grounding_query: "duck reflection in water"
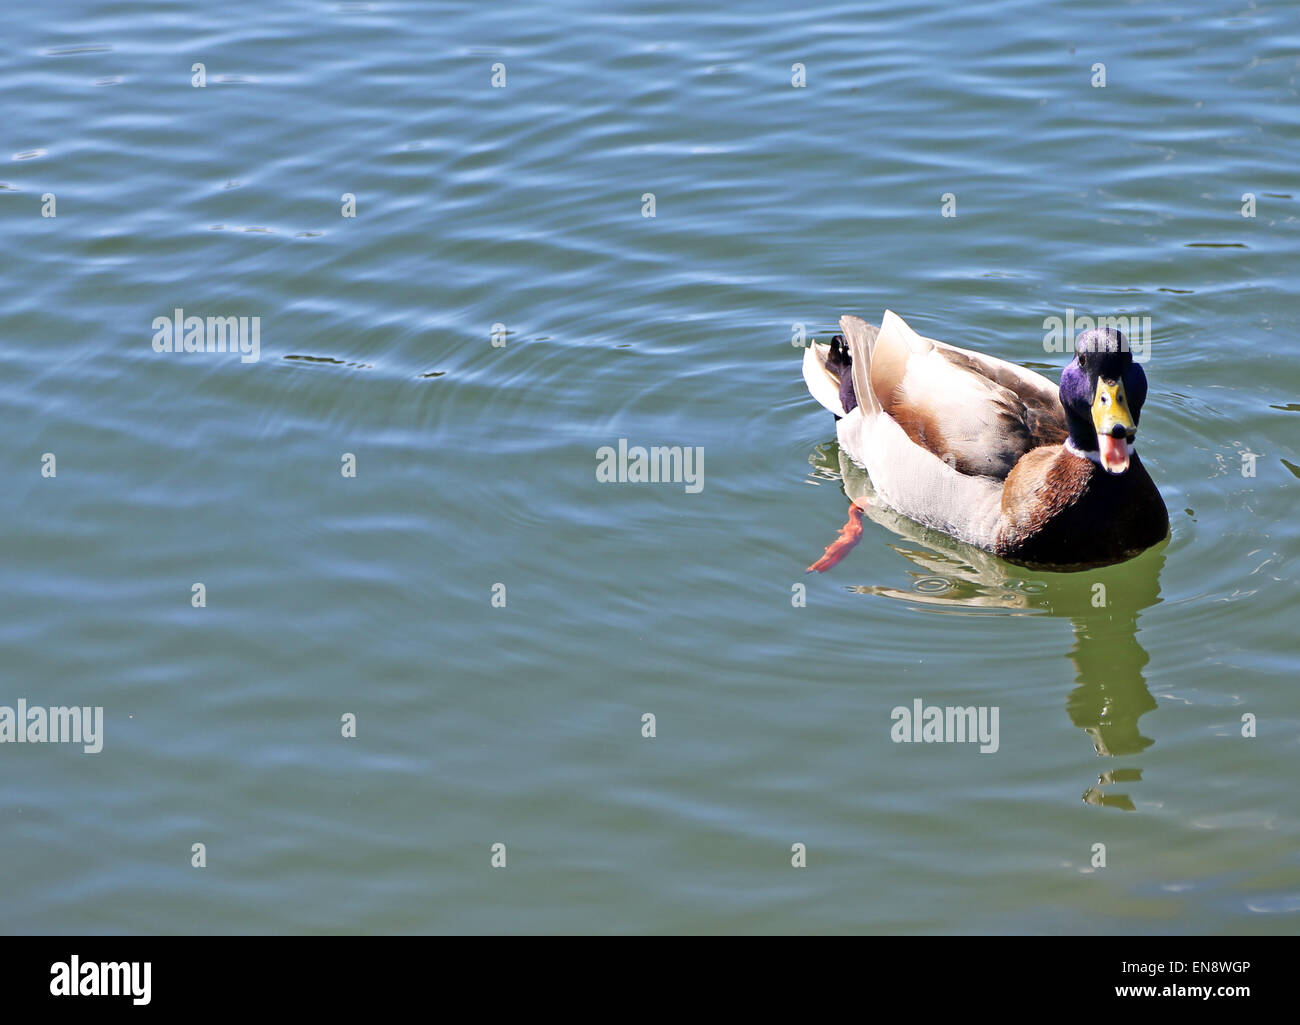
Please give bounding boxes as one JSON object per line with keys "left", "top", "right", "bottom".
{"left": 809, "top": 444, "right": 1165, "bottom": 811}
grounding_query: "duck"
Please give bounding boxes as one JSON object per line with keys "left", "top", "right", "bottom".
{"left": 802, "top": 310, "right": 1168, "bottom": 571}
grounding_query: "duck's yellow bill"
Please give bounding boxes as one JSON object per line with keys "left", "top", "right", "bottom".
{"left": 1092, "top": 379, "right": 1135, "bottom": 474}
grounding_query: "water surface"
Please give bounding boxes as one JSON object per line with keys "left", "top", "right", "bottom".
{"left": 1, "top": 0, "right": 1297, "bottom": 933}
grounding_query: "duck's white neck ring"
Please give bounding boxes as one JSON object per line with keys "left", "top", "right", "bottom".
{"left": 1065, "top": 436, "right": 1136, "bottom": 467}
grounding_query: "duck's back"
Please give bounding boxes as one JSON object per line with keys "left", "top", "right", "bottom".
{"left": 862, "top": 312, "right": 1067, "bottom": 481}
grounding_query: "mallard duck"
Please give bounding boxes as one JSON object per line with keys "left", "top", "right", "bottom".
{"left": 803, "top": 311, "right": 1168, "bottom": 571}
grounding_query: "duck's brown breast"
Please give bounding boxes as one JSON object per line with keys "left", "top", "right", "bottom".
{"left": 995, "top": 448, "right": 1168, "bottom": 569}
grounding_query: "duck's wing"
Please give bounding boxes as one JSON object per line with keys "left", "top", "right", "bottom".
{"left": 835, "top": 313, "right": 1002, "bottom": 550}
{"left": 849, "top": 310, "right": 1066, "bottom": 481}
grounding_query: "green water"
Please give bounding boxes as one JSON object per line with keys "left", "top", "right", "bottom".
{"left": 1, "top": 0, "right": 1297, "bottom": 933}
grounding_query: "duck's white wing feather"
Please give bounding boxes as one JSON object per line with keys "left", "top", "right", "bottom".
{"left": 841, "top": 394, "right": 1005, "bottom": 549}
{"left": 836, "top": 311, "right": 1039, "bottom": 549}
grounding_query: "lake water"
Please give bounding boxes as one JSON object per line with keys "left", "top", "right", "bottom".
{"left": 2, "top": 0, "right": 1297, "bottom": 934}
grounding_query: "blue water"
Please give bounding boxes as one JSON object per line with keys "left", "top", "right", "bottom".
{"left": 1, "top": 0, "right": 1297, "bottom": 933}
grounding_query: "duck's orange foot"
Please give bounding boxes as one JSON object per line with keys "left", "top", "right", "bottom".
{"left": 806, "top": 502, "right": 865, "bottom": 573}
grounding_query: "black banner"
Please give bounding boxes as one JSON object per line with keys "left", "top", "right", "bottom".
{"left": 0, "top": 936, "right": 1292, "bottom": 1011}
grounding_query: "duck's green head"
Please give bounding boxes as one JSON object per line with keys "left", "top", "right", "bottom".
{"left": 1059, "top": 327, "right": 1149, "bottom": 474}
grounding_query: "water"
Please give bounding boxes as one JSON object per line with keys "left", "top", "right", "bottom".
{"left": 1, "top": 0, "right": 1297, "bottom": 934}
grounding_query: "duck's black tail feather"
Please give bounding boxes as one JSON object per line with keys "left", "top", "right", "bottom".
{"left": 824, "top": 334, "right": 858, "bottom": 417}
